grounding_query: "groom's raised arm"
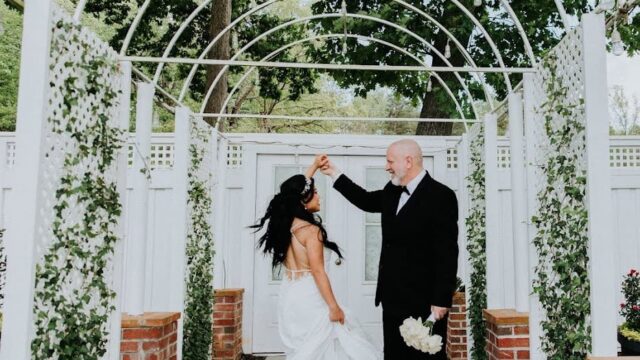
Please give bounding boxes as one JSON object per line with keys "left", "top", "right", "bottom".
{"left": 333, "top": 174, "right": 384, "bottom": 213}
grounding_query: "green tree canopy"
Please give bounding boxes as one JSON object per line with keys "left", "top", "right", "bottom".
{"left": 308, "top": 0, "right": 639, "bottom": 134}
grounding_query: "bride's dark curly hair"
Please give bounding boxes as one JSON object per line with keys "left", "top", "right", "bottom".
{"left": 251, "top": 174, "right": 343, "bottom": 268}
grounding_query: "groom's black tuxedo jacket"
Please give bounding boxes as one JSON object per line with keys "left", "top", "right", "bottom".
{"left": 334, "top": 171, "right": 459, "bottom": 309}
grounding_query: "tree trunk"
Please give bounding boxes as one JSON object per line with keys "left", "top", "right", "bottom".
{"left": 415, "top": 34, "right": 462, "bottom": 136}
{"left": 205, "top": 0, "right": 231, "bottom": 129}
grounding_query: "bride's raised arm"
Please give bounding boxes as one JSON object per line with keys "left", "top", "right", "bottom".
{"left": 305, "top": 154, "right": 328, "bottom": 179}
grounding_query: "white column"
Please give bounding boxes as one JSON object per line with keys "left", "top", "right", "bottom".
{"left": 508, "top": 92, "right": 529, "bottom": 313}
{"left": 582, "top": 13, "right": 617, "bottom": 356}
{"left": 457, "top": 134, "right": 472, "bottom": 354}
{"left": 483, "top": 113, "right": 502, "bottom": 309}
{"left": 213, "top": 134, "right": 228, "bottom": 289}
{"left": 171, "top": 106, "right": 192, "bottom": 360}
{"left": 523, "top": 73, "right": 543, "bottom": 360}
{"left": 0, "top": 2, "right": 54, "bottom": 359}
{"left": 124, "top": 82, "right": 154, "bottom": 315}
{"left": 107, "top": 61, "right": 132, "bottom": 360}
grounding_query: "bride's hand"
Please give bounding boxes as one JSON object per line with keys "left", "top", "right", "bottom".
{"left": 329, "top": 305, "right": 345, "bottom": 325}
{"left": 314, "top": 154, "right": 329, "bottom": 169}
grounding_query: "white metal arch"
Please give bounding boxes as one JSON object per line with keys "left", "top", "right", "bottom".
{"left": 176, "top": 3, "right": 501, "bottom": 104}
{"left": 172, "top": 0, "right": 533, "bottom": 102}
{"left": 217, "top": 33, "right": 479, "bottom": 132}
{"left": 198, "top": 13, "right": 490, "bottom": 114}
{"left": 449, "top": 0, "right": 512, "bottom": 91}
{"left": 70, "top": 0, "right": 571, "bottom": 89}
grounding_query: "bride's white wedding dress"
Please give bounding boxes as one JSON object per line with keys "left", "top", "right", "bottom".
{"left": 277, "top": 225, "right": 382, "bottom": 360}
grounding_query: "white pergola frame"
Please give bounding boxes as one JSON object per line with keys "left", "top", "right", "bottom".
{"left": 71, "top": 0, "right": 554, "bottom": 126}
{"left": 0, "top": 1, "right": 621, "bottom": 360}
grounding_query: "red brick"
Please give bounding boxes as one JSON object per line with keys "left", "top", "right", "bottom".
{"left": 496, "top": 337, "right": 529, "bottom": 348}
{"left": 123, "top": 328, "right": 163, "bottom": 340}
{"left": 120, "top": 341, "right": 139, "bottom": 353}
{"left": 496, "top": 326, "right": 513, "bottom": 335}
{"left": 496, "top": 349, "right": 515, "bottom": 359}
{"left": 516, "top": 350, "right": 530, "bottom": 359}
{"left": 142, "top": 340, "right": 160, "bottom": 351}
{"left": 514, "top": 326, "right": 529, "bottom": 335}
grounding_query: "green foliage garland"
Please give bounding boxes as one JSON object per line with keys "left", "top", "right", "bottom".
{"left": 31, "top": 19, "right": 123, "bottom": 360}
{"left": 531, "top": 54, "right": 591, "bottom": 359}
{"left": 465, "top": 128, "right": 487, "bottom": 360}
{"left": 182, "top": 122, "right": 215, "bottom": 360}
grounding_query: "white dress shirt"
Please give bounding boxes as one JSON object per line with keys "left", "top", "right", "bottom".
{"left": 330, "top": 169, "right": 427, "bottom": 214}
{"left": 396, "top": 170, "right": 426, "bottom": 214}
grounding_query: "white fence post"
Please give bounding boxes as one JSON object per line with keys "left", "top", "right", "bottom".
{"left": 171, "top": 106, "right": 192, "bottom": 360}
{"left": 457, "top": 134, "right": 472, "bottom": 354}
{"left": 107, "top": 61, "right": 132, "bottom": 360}
{"left": 0, "top": 2, "right": 54, "bottom": 359}
{"left": 509, "top": 92, "right": 529, "bottom": 313}
{"left": 124, "top": 82, "right": 155, "bottom": 315}
{"left": 484, "top": 113, "right": 502, "bottom": 309}
{"left": 582, "top": 13, "right": 617, "bottom": 356}
{"left": 214, "top": 134, "right": 228, "bottom": 289}
{"left": 523, "top": 73, "right": 543, "bottom": 360}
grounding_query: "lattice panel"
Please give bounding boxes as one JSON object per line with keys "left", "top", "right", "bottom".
{"left": 6, "top": 142, "right": 15, "bottom": 168}
{"left": 227, "top": 143, "right": 243, "bottom": 168}
{"left": 527, "top": 25, "right": 586, "bottom": 198}
{"left": 447, "top": 148, "right": 458, "bottom": 169}
{"left": 30, "top": 5, "right": 124, "bottom": 358}
{"left": 498, "top": 147, "right": 511, "bottom": 169}
{"left": 150, "top": 143, "right": 174, "bottom": 169}
{"left": 610, "top": 146, "right": 640, "bottom": 168}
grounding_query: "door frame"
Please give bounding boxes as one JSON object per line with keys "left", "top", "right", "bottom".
{"left": 236, "top": 136, "right": 450, "bottom": 354}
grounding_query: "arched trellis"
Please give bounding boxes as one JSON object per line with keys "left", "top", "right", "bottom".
{"left": 196, "top": 13, "right": 492, "bottom": 114}
{"left": 217, "top": 33, "right": 479, "bottom": 131}
{"left": 70, "top": 0, "right": 559, "bottom": 112}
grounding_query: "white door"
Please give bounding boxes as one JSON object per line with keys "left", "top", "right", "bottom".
{"left": 251, "top": 153, "right": 436, "bottom": 353}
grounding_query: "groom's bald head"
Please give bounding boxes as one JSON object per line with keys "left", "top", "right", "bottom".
{"left": 386, "top": 139, "right": 424, "bottom": 186}
{"left": 389, "top": 139, "right": 424, "bottom": 167}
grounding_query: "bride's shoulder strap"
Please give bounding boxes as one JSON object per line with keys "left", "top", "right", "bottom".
{"left": 291, "top": 220, "right": 314, "bottom": 233}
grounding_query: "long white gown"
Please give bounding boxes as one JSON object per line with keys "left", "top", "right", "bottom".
{"left": 277, "top": 250, "right": 382, "bottom": 360}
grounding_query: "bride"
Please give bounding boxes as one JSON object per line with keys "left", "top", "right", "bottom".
{"left": 252, "top": 155, "right": 382, "bottom": 360}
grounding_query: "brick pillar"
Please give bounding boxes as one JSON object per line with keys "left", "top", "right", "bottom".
{"left": 483, "top": 309, "right": 529, "bottom": 360}
{"left": 120, "top": 312, "right": 180, "bottom": 360}
{"left": 447, "top": 292, "right": 468, "bottom": 359}
{"left": 212, "top": 288, "right": 244, "bottom": 360}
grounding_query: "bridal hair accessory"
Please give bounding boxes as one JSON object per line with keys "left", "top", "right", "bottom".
{"left": 301, "top": 177, "right": 312, "bottom": 196}
{"left": 399, "top": 313, "right": 442, "bottom": 354}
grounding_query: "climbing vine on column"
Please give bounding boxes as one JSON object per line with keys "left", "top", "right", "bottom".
{"left": 31, "top": 18, "right": 124, "bottom": 360}
{"left": 531, "top": 54, "right": 591, "bottom": 359}
{"left": 182, "top": 120, "right": 215, "bottom": 360}
{"left": 465, "top": 128, "right": 487, "bottom": 360}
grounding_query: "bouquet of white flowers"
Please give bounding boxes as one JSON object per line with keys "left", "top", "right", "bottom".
{"left": 399, "top": 313, "right": 442, "bottom": 354}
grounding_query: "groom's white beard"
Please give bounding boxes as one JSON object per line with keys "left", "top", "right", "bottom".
{"left": 390, "top": 170, "right": 406, "bottom": 186}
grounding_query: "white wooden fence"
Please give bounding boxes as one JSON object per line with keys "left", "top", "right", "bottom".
{"left": 2, "top": 131, "right": 640, "bottom": 350}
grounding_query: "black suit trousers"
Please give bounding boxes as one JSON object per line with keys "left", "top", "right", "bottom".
{"left": 382, "top": 305, "right": 448, "bottom": 360}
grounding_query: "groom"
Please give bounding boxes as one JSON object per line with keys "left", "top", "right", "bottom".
{"left": 320, "top": 139, "right": 459, "bottom": 359}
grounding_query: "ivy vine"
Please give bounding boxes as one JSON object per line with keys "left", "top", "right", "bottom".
{"left": 531, "top": 54, "right": 591, "bottom": 359}
{"left": 31, "top": 19, "right": 123, "bottom": 359}
{"left": 465, "top": 128, "right": 487, "bottom": 360}
{"left": 182, "top": 121, "right": 215, "bottom": 360}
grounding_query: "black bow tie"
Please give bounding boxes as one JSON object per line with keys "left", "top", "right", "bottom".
{"left": 400, "top": 186, "right": 411, "bottom": 195}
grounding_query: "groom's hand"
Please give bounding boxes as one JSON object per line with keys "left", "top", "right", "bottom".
{"left": 431, "top": 305, "right": 449, "bottom": 321}
{"left": 319, "top": 157, "right": 337, "bottom": 177}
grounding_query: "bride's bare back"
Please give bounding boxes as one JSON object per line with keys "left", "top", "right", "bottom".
{"left": 284, "top": 219, "right": 317, "bottom": 278}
